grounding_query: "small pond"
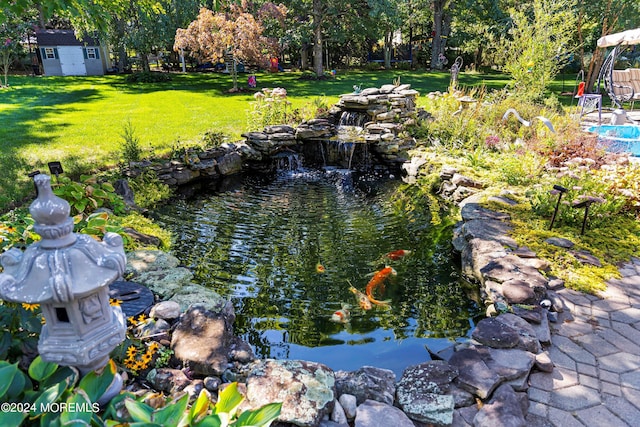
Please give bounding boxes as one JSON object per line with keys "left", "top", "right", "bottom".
{"left": 153, "top": 168, "right": 481, "bottom": 375}
{"left": 588, "top": 125, "right": 640, "bottom": 156}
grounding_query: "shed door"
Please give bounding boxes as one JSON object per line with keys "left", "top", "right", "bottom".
{"left": 58, "top": 46, "right": 86, "bottom": 76}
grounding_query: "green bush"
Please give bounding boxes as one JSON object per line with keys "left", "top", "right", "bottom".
{"left": 0, "top": 355, "right": 117, "bottom": 426}
{"left": 111, "top": 382, "right": 282, "bottom": 427}
{"left": 247, "top": 87, "right": 292, "bottom": 131}
{"left": 124, "top": 71, "right": 172, "bottom": 84}
{"left": 120, "top": 119, "right": 144, "bottom": 164}
{"left": 53, "top": 175, "right": 126, "bottom": 217}
{"left": 129, "top": 171, "right": 173, "bottom": 210}
{"left": 0, "top": 208, "right": 37, "bottom": 253}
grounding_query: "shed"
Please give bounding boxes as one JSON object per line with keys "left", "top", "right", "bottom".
{"left": 36, "top": 29, "right": 107, "bottom": 76}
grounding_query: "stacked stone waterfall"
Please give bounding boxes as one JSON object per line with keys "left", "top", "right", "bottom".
{"left": 241, "top": 83, "right": 421, "bottom": 169}
{"left": 332, "top": 83, "right": 420, "bottom": 163}
{"left": 124, "top": 83, "right": 424, "bottom": 188}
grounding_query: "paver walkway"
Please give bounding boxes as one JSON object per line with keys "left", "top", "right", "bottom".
{"left": 527, "top": 257, "right": 640, "bottom": 426}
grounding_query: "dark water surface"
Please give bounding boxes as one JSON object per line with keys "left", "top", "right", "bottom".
{"left": 154, "top": 169, "right": 481, "bottom": 375}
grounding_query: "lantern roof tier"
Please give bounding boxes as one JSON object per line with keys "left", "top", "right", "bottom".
{"left": 0, "top": 174, "right": 126, "bottom": 304}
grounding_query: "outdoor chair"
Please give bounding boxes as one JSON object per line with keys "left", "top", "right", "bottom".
{"left": 628, "top": 68, "right": 640, "bottom": 110}
{"left": 611, "top": 69, "right": 635, "bottom": 107}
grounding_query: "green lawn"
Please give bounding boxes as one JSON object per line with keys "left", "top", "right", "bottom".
{"left": 0, "top": 69, "right": 513, "bottom": 211}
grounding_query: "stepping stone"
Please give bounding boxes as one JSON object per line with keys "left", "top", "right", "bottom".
{"left": 544, "top": 237, "right": 575, "bottom": 249}
{"left": 570, "top": 250, "right": 602, "bottom": 267}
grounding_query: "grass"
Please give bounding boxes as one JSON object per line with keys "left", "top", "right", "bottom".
{"left": 0, "top": 69, "right": 513, "bottom": 211}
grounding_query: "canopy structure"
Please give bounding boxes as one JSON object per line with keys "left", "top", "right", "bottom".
{"left": 597, "top": 28, "right": 640, "bottom": 108}
{"left": 597, "top": 28, "right": 640, "bottom": 48}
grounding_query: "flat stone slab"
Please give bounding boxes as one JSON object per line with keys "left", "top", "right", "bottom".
{"left": 461, "top": 203, "right": 510, "bottom": 222}
{"left": 545, "top": 237, "right": 575, "bottom": 249}
{"left": 354, "top": 400, "right": 414, "bottom": 427}
{"left": 460, "top": 219, "right": 517, "bottom": 248}
{"left": 449, "top": 348, "right": 502, "bottom": 399}
{"left": 570, "top": 250, "right": 602, "bottom": 267}
{"left": 550, "top": 385, "right": 601, "bottom": 411}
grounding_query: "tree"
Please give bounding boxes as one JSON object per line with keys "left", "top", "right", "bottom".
{"left": 501, "top": 0, "right": 577, "bottom": 101}
{"left": 174, "top": 6, "right": 279, "bottom": 91}
{"left": 580, "top": 0, "right": 640, "bottom": 91}
{"left": 430, "top": 0, "right": 456, "bottom": 70}
{"left": 0, "top": 0, "right": 117, "bottom": 34}
{"left": 367, "top": 0, "right": 405, "bottom": 69}
{"left": 452, "top": 0, "right": 509, "bottom": 70}
{"left": 0, "top": 11, "right": 30, "bottom": 87}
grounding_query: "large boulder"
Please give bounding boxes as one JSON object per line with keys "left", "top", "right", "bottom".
{"left": 396, "top": 361, "right": 457, "bottom": 425}
{"left": 354, "top": 400, "right": 415, "bottom": 427}
{"left": 171, "top": 304, "right": 237, "bottom": 376}
{"left": 473, "top": 384, "right": 527, "bottom": 427}
{"left": 449, "top": 348, "right": 502, "bottom": 399}
{"left": 244, "top": 359, "right": 335, "bottom": 427}
{"left": 334, "top": 366, "right": 396, "bottom": 405}
{"left": 216, "top": 152, "right": 243, "bottom": 176}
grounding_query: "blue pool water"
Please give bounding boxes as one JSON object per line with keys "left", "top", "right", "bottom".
{"left": 588, "top": 125, "right": 640, "bottom": 156}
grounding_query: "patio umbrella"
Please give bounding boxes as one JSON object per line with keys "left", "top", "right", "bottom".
{"left": 597, "top": 28, "right": 640, "bottom": 48}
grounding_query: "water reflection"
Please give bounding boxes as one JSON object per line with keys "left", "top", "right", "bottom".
{"left": 154, "top": 169, "right": 481, "bottom": 375}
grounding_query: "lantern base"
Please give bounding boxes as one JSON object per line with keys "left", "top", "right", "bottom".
{"left": 38, "top": 307, "right": 126, "bottom": 372}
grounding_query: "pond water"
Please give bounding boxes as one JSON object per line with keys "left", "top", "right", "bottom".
{"left": 153, "top": 168, "right": 481, "bottom": 375}
{"left": 588, "top": 125, "right": 640, "bottom": 156}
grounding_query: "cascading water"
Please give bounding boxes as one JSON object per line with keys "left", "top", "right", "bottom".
{"left": 339, "top": 110, "right": 370, "bottom": 127}
{"left": 273, "top": 152, "right": 303, "bottom": 171}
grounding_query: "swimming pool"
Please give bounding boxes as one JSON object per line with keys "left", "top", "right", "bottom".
{"left": 587, "top": 125, "right": 640, "bottom": 156}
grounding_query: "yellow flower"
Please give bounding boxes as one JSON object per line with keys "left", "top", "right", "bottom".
{"left": 109, "top": 298, "right": 122, "bottom": 307}
{"left": 127, "top": 316, "right": 137, "bottom": 326}
{"left": 21, "top": 303, "right": 40, "bottom": 312}
{"left": 126, "top": 345, "right": 138, "bottom": 358}
{"left": 141, "top": 352, "right": 153, "bottom": 365}
{"left": 137, "top": 314, "right": 147, "bottom": 324}
{"left": 148, "top": 342, "right": 160, "bottom": 353}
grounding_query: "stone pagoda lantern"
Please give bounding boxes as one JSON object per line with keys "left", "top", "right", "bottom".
{"left": 0, "top": 174, "right": 126, "bottom": 375}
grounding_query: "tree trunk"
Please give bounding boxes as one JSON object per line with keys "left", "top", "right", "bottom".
{"left": 140, "top": 54, "right": 151, "bottom": 73}
{"left": 585, "top": 0, "right": 620, "bottom": 91}
{"left": 430, "top": 0, "right": 453, "bottom": 70}
{"left": 300, "top": 43, "right": 309, "bottom": 70}
{"left": 384, "top": 30, "right": 392, "bottom": 69}
{"left": 312, "top": 0, "right": 324, "bottom": 76}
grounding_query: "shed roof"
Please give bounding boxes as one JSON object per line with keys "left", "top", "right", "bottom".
{"left": 36, "top": 29, "right": 100, "bottom": 46}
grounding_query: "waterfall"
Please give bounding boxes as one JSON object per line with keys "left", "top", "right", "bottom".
{"left": 339, "top": 111, "right": 370, "bottom": 127}
{"left": 274, "top": 153, "right": 303, "bottom": 171}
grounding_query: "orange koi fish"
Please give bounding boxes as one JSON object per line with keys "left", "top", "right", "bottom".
{"left": 365, "top": 266, "right": 396, "bottom": 306}
{"left": 385, "top": 250, "right": 411, "bottom": 261}
{"left": 349, "top": 285, "right": 372, "bottom": 310}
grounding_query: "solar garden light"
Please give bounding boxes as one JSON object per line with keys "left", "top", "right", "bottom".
{"left": 572, "top": 196, "right": 603, "bottom": 235}
{"left": 549, "top": 184, "right": 568, "bottom": 230}
{"left": 0, "top": 174, "right": 126, "bottom": 398}
{"left": 48, "top": 161, "right": 63, "bottom": 184}
{"left": 28, "top": 170, "right": 41, "bottom": 195}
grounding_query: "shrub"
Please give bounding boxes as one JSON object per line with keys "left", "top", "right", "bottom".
{"left": 501, "top": 0, "right": 577, "bottom": 102}
{"left": 0, "top": 208, "right": 37, "bottom": 253}
{"left": 120, "top": 119, "right": 144, "bottom": 164}
{"left": 53, "top": 175, "right": 126, "bottom": 217}
{"left": 124, "top": 71, "right": 172, "bottom": 83}
{"left": 247, "top": 87, "right": 291, "bottom": 131}
{"left": 128, "top": 170, "right": 173, "bottom": 210}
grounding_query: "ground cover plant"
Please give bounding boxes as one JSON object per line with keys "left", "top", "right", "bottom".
{"left": 0, "top": 70, "right": 510, "bottom": 211}
{"left": 410, "top": 86, "right": 640, "bottom": 294}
